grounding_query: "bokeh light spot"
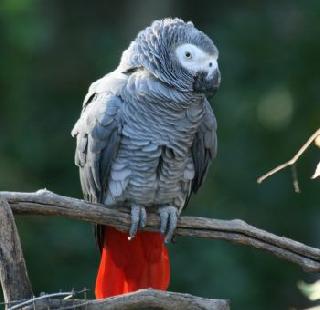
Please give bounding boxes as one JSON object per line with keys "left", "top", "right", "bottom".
{"left": 257, "top": 88, "right": 294, "bottom": 130}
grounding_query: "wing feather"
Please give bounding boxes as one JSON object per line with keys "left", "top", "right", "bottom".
{"left": 72, "top": 87, "right": 123, "bottom": 203}
{"left": 191, "top": 98, "right": 217, "bottom": 193}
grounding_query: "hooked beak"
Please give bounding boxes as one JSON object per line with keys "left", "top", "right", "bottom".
{"left": 193, "top": 68, "right": 221, "bottom": 96}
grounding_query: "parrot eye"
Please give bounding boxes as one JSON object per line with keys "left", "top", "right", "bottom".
{"left": 184, "top": 51, "right": 192, "bottom": 59}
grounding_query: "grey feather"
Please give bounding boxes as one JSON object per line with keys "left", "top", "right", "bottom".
{"left": 191, "top": 99, "right": 217, "bottom": 193}
{"left": 72, "top": 18, "right": 220, "bottom": 242}
{"left": 72, "top": 75, "right": 124, "bottom": 203}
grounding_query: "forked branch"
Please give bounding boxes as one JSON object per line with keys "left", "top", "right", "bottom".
{"left": 257, "top": 128, "right": 320, "bottom": 188}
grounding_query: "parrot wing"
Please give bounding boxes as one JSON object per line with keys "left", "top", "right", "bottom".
{"left": 191, "top": 98, "right": 218, "bottom": 194}
{"left": 71, "top": 73, "right": 125, "bottom": 203}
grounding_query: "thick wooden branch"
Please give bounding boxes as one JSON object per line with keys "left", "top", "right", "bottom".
{"left": 11, "top": 289, "right": 229, "bottom": 310}
{"left": 1, "top": 190, "right": 320, "bottom": 273}
{"left": 0, "top": 199, "right": 33, "bottom": 306}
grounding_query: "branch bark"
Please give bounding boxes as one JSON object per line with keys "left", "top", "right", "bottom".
{"left": 11, "top": 289, "right": 230, "bottom": 310}
{"left": 0, "top": 199, "right": 33, "bottom": 306}
{"left": 1, "top": 189, "right": 320, "bottom": 273}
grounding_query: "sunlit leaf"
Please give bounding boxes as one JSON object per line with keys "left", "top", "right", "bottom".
{"left": 315, "top": 135, "right": 320, "bottom": 148}
{"left": 304, "top": 307, "right": 320, "bottom": 310}
{"left": 311, "top": 161, "right": 320, "bottom": 179}
{"left": 298, "top": 280, "right": 320, "bottom": 301}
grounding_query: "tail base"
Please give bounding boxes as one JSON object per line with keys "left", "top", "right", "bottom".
{"left": 95, "top": 227, "right": 170, "bottom": 298}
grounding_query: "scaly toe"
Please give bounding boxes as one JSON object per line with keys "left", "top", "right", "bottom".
{"left": 158, "top": 206, "right": 178, "bottom": 243}
{"left": 129, "top": 205, "right": 147, "bottom": 239}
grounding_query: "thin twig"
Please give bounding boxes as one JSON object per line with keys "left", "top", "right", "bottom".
{"left": 291, "top": 164, "right": 300, "bottom": 193}
{"left": 7, "top": 289, "right": 89, "bottom": 310}
{"left": 257, "top": 128, "right": 320, "bottom": 184}
{"left": 8, "top": 292, "right": 74, "bottom": 310}
{"left": 1, "top": 190, "right": 320, "bottom": 272}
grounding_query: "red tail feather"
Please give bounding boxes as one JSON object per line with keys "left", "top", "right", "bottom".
{"left": 95, "top": 227, "right": 170, "bottom": 298}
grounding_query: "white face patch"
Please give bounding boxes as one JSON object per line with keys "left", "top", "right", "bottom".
{"left": 175, "top": 43, "right": 218, "bottom": 76}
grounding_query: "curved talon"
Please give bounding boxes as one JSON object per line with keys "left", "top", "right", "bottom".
{"left": 129, "top": 205, "right": 147, "bottom": 239}
{"left": 158, "top": 206, "right": 178, "bottom": 243}
{"left": 140, "top": 207, "right": 147, "bottom": 228}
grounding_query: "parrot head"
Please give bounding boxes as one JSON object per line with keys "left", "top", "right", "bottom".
{"left": 118, "top": 18, "right": 221, "bottom": 95}
{"left": 174, "top": 38, "right": 220, "bottom": 96}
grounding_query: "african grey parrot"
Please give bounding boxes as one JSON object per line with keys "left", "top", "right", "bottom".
{"left": 71, "top": 18, "right": 220, "bottom": 298}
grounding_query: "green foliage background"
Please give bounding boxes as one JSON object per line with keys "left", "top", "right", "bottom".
{"left": 1, "top": 1, "right": 320, "bottom": 309}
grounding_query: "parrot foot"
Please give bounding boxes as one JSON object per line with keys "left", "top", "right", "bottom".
{"left": 158, "top": 206, "right": 178, "bottom": 243}
{"left": 129, "top": 205, "right": 147, "bottom": 239}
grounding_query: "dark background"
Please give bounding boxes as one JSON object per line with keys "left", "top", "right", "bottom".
{"left": 1, "top": 1, "right": 320, "bottom": 309}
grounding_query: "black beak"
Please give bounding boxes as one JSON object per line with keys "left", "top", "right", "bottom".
{"left": 193, "top": 69, "right": 221, "bottom": 96}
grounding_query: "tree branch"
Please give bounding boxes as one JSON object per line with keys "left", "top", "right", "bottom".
{"left": 1, "top": 189, "right": 320, "bottom": 272}
{"left": 8, "top": 289, "right": 229, "bottom": 310}
{"left": 257, "top": 128, "right": 320, "bottom": 186}
{"left": 0, "top": 199, "right": 33, "bottom": 306}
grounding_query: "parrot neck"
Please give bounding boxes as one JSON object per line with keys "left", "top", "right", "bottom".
{"left": 120, "top": 69, "right": 204, "bottom": 112}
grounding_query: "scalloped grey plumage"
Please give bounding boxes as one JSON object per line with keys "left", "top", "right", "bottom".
{"left": 72, "top": 18, "right": 218, "bottom": 232}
